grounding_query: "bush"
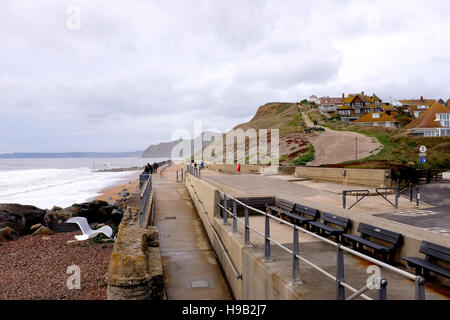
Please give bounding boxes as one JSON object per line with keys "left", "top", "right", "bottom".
{"left": 291, "top": 144, "right": 315, "bottom": 166}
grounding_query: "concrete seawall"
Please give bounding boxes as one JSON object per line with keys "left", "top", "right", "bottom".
{"left": 185, "top": 173, "right": 450, "bottom": 298}
{"left": 295, "top": 167, "right": 392, "bottom": 187}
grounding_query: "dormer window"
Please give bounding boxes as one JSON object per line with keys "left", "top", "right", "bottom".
{"left": 372, "top": 113, "right": 380, "bottom": 119}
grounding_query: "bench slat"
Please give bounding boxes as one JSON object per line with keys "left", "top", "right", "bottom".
{"left": 402, "top": 256, "right": 450, "bottom": 278}
{"left": 357, "top": 222, "right": 401, "bottom": 245}
{"left": 420, "top": 241, "right": 450, "bottom": 263}
{"left": 343, "top": 234, "right": 391, "bottom": 251}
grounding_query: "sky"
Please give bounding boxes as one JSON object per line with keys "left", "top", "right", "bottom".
{"left": 1, "top": 0, "right": 450, "bottom": 153}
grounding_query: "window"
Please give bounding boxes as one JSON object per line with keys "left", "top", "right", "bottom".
{"left": 372, "top": 113, "right": 380, "bottom": 119}
{"left": 385, "top": 122, "right": 391, "bottom": 127}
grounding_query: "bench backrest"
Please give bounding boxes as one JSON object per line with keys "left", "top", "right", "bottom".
{"left": 420, "top": 241, "right": 450, "bottom": 263}
{"left": 226, "top": 197, "right": 275, "bottom": 209}
{"left": 294, "top": 204, "right": 319, "bottom": 220}
{"left": 275, "top": 198, "right": 296, "bottom": 212}
{"left": 320, "top": 212, "right": 350, "bottom": 231}
{"left": 357, "top": 223, "right": 401, "bottom": 247}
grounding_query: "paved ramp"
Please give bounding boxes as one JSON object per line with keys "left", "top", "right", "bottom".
{"left": 152, "top": 165, "right": 232, "bottom": 300}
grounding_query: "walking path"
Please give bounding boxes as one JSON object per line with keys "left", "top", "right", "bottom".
{"left": 302, "top": 112, "right": 382, "bottom": 166}
{"left": 152, "top": 164, "right": 231, "bottom": 300}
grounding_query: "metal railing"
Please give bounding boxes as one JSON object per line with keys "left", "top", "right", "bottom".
{"left": 186, "top": 165, "right": 201, "bottom": 179}
{"left": 216, "top": 189, "right": 426, "bottom": 300}
{"left": 342, "top": 190, "right": 369, "bottom": 210}
{"left": 140, "top": 175, "right": 152, "bottom": 227}
{"left": 376, "top": 187, "right": 399, "bottom": 209}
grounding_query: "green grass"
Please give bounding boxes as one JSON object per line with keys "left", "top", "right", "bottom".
{"left": 291, "top": 144, "right": 315, "bottom": 166}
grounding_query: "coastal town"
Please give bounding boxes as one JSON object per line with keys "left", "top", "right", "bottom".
{"left": 308, "top": 93, "right": 450, "bottom": 136}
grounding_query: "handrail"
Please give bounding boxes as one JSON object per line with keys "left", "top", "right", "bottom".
{"left": 214, "top": 188, "right": 426, "bottom": 300}
{"left": 139, "top": 175, "right": 152, "bottom": 227}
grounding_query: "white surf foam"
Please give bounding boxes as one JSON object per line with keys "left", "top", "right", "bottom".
{"left": 0, "top": 167, "right": 137, "bottom": 209}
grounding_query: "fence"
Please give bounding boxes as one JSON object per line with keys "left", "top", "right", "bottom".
{"left": 186, "top": 165, "right": 201, "bottom": 179}
{"left": 216, "top": 189, "right": 426, "bottom": 300}
{"left": 342, "top": 187, "right": 401, "bottom": 209}
{"left": 139, "top": 175, "right": 152, "bottom": 227}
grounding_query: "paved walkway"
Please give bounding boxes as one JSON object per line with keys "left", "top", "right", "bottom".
{"left": 152, "top": 164, "right": 231, "bottom": 300}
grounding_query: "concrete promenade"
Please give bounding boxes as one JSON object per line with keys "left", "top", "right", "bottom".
{"left": 152, "top": 164, "right": 231, "bottom": 300}
{"left": 201, "top": 169, "right": 450, "bottom": 237}
{"left": 184, "top": 169, "right": 449, "bottom": 300}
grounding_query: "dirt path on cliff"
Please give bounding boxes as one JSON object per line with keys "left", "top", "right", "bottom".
{"left": 302, "top": 113, "right": 382, "bottom": 166}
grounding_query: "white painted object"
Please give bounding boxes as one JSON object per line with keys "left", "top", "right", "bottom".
{"left": 443, "top": 171, "right": 450, "bottom": 180}
{"left": 65, "top": 217, "right": 113, "bottom": 241}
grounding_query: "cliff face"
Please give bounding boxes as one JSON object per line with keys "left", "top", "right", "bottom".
{"left": 141, "top": 140, "right": 183, "bottom": 158}
{"left": 141, "top": 132, "right": 218, "bottom": 159}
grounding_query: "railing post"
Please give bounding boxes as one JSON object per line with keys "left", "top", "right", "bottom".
{"left": 264, "top": 212, "right": 271, "bottom": 261}
{"left": 291, "top": 227, "right": 300, "bottom": 285}
{"left": 343, "top": 191, "right": 346, "bottom": 209}
{"left": 223, "top": 194, "right": 228, "bottom": 225}
{"left": 244, "top": 206, "right": 250, "bottom": 244}
{"left": 181, "top": 167, "right": 184, "bottom": 180}
{"left": 199, "top": 167, "right": 201, "bottom": 180}
{"left": 336, "top": 245, "right": 345, "bottom": 300}
{"left": 176, "top": 170, "right": 178, "bottom": 183}
{"left": 416, "top": 186, "right": 420, "bottom": 207}
{"left": 395, "top": 187, "right": 399, "bottom": 209}
{"left": 378, "top": 278, "right": 388, "bottom": 300}
{"left": 415, "top": 276, "right": 426, "bottom": 300}
{"left": 232, "top": 199, "right": 237, "bottom": 233}
{"left": 410, "top": 183, "right": 413, "bottom": 202}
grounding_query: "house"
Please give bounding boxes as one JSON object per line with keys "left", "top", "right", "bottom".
{"left": 398, "top": 97, "right": 436, "bottom": 118}
{"left": 318, "top": 96, "right": 343, "bottom": 114}
{"left": 337, "top": 92, "right": 383, "bottom": 122}
{"left": 406, "top": 102, "right": 450, "bottom": 137}
{"left": 307, "top": 95, "right": 320, "bottom": 104}
{"left": 379, "top": 104, "right": 399, "bottom": 117}
{"left": 352, "top": 112, "right": 400, "bottom": 128}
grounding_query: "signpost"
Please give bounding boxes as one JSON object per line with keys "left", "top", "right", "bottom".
{"left": 419, "top": 146, "right": 427, "bottom": 164}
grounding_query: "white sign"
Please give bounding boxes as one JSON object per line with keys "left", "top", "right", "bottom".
{"left": 419, "top": 146, "right": 427, "bottom": 153}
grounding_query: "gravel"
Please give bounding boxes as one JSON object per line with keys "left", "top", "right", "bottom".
{"left": 0, "top": 232, "right": 113, "bottom": 300}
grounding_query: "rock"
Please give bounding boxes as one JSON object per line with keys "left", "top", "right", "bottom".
{"left": 32, "top": 226, "right": 53, "bottom": 236}
{"left": 0, "top": 204, "right": 46, "bottom": 229}
{"left": 107, "top": 197, "right": 113, "bottom": 201}
{"left": 0, "top": 227, "right": 18, "bottom": 242}
{"left": 41, "top": 236, "right": 51, "bottom": 240}
{"left": 51, "top": 206, "right": 63, "bottom": 211}
{"left": 0, "top": 222, "right": 26, "bottom": 236}
{"left": 67, "top": 239, "right": 87, "bottom": 246}
{"left": 30, "top": 223, "right": 42, "bottom": 232}
{"left": 122, "top": 188, "right": 128, "bottom": 192}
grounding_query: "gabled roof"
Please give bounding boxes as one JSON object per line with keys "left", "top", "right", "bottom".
{"left": 406, "top": 102, "right": 450, "bottom": 129}
{"left": 380, "top": 105, "right": 399, "bottom": 112}
{"left": 399, "top": 99, "right": 436, "bottom": 106}
{"left": 352, "top": 112, "right": 397, "bottom": 123}
{"left": 343, "top": 93, "right": 382, "bottom": 104}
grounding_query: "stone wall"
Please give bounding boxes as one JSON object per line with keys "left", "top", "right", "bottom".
{"left": 106, "top": 189, "right": 165, "bottom": 300}
{"left": 295, "top": 167, "right": 391, "bottom": 187}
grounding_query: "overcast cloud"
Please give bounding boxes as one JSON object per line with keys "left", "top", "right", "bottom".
{"left": 1, "top": 0, "right": 450, "bottom": 152}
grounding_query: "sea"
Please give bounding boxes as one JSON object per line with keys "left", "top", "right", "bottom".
{"left": 0, "top": 157, "right": 165, "bottom": 209}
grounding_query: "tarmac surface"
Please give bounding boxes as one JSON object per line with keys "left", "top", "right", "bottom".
{"left": 152, "top": 165, "right": 232, "bottom": 300}
{"left": 375, "top": 182, "right": 450, "bottom": 236}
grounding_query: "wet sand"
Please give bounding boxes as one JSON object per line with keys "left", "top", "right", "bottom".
{"left": 94, "top": 171, "right": 141, "bottom": 202}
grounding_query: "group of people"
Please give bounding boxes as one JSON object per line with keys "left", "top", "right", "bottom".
{"left": 144, "top": 162, "right": 159, "bottom": 174}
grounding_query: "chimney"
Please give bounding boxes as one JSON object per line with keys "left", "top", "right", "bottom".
{"left": 420, "top": 96, "right": 423, "bottom": 102}
{"left": 342, "top": 93, "right": 345, "bottom": 99}
{"left": 361, "top": 91, "right": 365, "bottom": 96}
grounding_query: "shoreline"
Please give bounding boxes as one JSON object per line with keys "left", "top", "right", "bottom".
{"left": 93, "top": 171, "right": 141, "bottom": 203}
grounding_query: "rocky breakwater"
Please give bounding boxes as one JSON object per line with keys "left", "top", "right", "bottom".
{"left": 106, "top": 191, "right": 164, "bottom": 300}
{"left": 0, "top": 200, "right": 125, "bottom": 243}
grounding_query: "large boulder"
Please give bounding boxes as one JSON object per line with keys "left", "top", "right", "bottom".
{"left": 0, "top": 204, "right": 46, "bottom": 229}
{"left": 72, "top": 200, "right": 113, "bottom": 223}
{"left": 0, "top": 227, "right": 18, "bottom": 242}
{"left": 0, "top": 221, "right": 26, "bottom": 236}
{"left": 32, "top": 226, "right": 53, "bottom": 236}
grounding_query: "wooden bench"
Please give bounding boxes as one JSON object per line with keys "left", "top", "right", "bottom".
{"left": 288, "top": 204, "right": 319, "bottom": 229}
{"left": 309, "top": 212, "right": 350, "bottom": 243}
{"left": 402, "top": 241, "right": 450, "bottom": 279}
{"left": 266, "top": 198, "right": 296, "bottom": 218}
{"left": 343, "top": 223, "right": 401, "bottom": 263}
{"left": 225, "top": 197, "right": 275, "bottom": 213}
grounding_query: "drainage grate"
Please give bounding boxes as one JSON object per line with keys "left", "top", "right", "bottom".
{"left": 185, "top": 279, "right": 216, "bottom": 289}
{"left": 165, "top": 216, "right": 177, "bottom": 220}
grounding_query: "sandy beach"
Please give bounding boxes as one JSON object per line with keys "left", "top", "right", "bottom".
{"left": 94, "top": 171, "right": 141, "bottom": 202}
